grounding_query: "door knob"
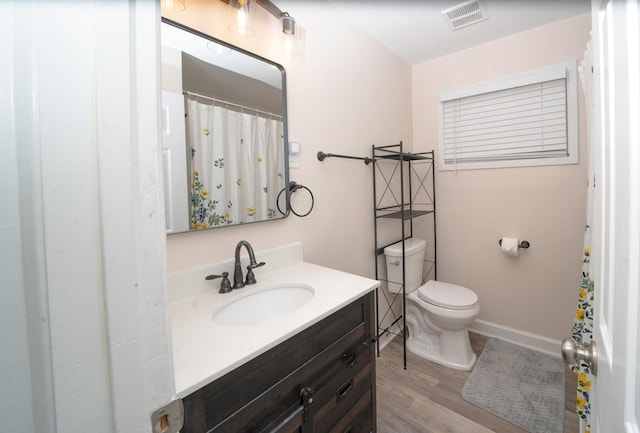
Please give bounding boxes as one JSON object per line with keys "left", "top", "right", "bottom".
{"left": 561, "top": 338, "right": 598, "bottom": 376}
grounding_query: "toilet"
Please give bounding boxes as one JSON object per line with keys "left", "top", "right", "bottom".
{"left": 384, "top": 238, "right": 480, "bottom": 370}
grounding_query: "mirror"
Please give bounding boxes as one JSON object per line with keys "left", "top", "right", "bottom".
{"left": 161, "top": 18, "right": 289, "bottom": 234}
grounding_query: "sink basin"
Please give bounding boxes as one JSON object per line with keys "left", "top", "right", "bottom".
{"left": 213, "top": 284, "right": 315, "bottom": 326}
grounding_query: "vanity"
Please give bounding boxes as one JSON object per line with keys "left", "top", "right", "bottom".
{"left": 161, "top": 17, "right": 378, "bottom": 433}
{"left": 169, "top": 243, "right": 380, "bottom": 432}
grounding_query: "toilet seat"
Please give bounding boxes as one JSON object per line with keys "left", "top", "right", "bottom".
{"left": 417, "top": 280, "right": 478, "bottom": 310}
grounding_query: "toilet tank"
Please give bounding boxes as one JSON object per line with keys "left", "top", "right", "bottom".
{"left": 384, "top": 238, "right": 426, "bottom": 294}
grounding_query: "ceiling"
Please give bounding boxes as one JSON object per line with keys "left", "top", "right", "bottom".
{"left": 327, "top": 0, "right": 591, "bottom": 65}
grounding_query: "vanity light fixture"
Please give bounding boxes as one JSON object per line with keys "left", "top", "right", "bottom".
{"left": 226, "top": 0, "right": 304, "bottom": 63}
{"left": 257, "top": 0, "right": 305, "bottom": 63}
{"left": 256, "top": 0, "right": 296, "bottom": 36}
{"left": 227, "top": 0, "right": 257, "bottom": 38}
{"left": 227, "top": 0, "right": 297, "bottom": 36}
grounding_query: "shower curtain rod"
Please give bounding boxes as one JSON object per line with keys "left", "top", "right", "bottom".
{"left": 183, "top": 91, "right": 283, "bottom": 120}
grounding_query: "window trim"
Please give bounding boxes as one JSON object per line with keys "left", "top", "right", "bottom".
{"left": 437, "top": 61, "right": 579, "bottom": 171}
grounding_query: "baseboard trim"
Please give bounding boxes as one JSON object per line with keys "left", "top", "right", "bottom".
{"left": 377, "top": 320, "right": 563, "bottom": 359}
{"left": 377, "top": 330, "right": 399, "bottom": 352}
{"left": 469, "top": 319, "right": 563, "bottom": 358}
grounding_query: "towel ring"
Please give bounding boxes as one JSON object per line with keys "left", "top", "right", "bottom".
{"left": 277, "top": 181, "right": 315, "bottom": 218}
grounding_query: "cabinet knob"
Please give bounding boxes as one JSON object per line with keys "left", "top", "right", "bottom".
{"left": 345, "top": 354, "right": 357, "bottom": 368}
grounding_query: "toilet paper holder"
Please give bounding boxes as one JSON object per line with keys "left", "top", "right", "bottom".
{"left": 498, "top": 239, "right": 530, "bottom": 249}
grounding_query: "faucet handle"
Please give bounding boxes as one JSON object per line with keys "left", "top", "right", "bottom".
{"left": 205, "top": 272, "right": 232, "bottom": 294}
{"left": 245, "top": 266, "right": 257, "bottom": 285}
{"left": 245, "top": 262, "right": 265, "bottom": 285}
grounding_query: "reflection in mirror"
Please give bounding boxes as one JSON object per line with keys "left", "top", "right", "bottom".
{"left": 161, "top": 18, "right": 289, "bottom": 234}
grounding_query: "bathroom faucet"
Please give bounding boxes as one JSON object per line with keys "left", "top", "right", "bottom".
{"left": 233, "top": 240, "right": 266, "bottom": 289}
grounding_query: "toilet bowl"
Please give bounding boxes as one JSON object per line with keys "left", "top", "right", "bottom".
{"left": 384, "top": 239, "right": 480, "bottom": 370}
{"left": 406, "top": 281, "right": 479, "bottom": 370}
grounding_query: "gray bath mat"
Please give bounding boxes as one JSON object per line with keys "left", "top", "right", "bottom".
{"left": 462, "top": 338, "right": 565, "bottom": 433}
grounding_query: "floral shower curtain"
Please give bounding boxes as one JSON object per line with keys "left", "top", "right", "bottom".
{"left": 186, "top": 97, "right": 284, "bottom": 229}
{"left": 570, "top": 40, "right": 594, "bottom": 433}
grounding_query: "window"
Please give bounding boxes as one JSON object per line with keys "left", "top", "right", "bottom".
{"left": 438, "top": 61, "right": 578, "bottom": 171}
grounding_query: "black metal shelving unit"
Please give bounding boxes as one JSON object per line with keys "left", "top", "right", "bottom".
{"left": 372, "top": 142, "right": 436, "bottom": 369}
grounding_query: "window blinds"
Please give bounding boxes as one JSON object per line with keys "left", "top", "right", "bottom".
{"left": 437, "top": 62, "right": 579, "bottom": 170}
{"left": 441, "top": 77, "right": 568, "bottom": 165}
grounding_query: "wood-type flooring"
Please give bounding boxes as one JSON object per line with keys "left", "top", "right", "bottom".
{"left": 376, "top": 333, "right": 579, "bottom": 433}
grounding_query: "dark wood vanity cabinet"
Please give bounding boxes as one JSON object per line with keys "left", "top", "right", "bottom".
{"left": 181, "top": 292, "right": 376, "bottom": 433}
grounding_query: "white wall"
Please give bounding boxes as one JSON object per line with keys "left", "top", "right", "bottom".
{"left": 412, "top": 14, "right": 591, "bottom": 341}
{"left": 163, "top": 0, "right": 413, "bottom": 279}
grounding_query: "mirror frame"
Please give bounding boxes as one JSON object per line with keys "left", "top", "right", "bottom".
{"left": 161, "top": 17, "right": 290, "bottom": 233}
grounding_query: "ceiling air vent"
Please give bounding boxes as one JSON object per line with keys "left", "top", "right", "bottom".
{"left": 441, "top": 0, "right": 489, "bottom": 31}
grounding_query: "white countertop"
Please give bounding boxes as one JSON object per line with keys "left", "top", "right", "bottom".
{"left": 169, "top": 250, "right": 379, "bottom": 398}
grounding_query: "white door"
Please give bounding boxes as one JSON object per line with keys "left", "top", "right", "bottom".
{"left": 1, "top": 2, "right": 176, "bottom": 432}
{"left": 589, "top": 0, "right": 640, "bottom": 431}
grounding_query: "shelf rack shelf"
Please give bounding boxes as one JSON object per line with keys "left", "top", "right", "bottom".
{"left": 372, "top": 142, "right": 436, "bottom": 368}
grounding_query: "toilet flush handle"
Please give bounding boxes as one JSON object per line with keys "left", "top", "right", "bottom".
{"left": 389, "top": 260, "right": 400, "bottom": 266}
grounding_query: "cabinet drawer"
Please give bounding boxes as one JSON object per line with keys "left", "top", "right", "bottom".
{"left": 209, "top": 324, "right": 368, "bottom": 433}
{"left": 328, "top": 388, "right": 374, "bottom": 433}
{"left": 312, "top": 361, "right": 373, "bottom": 432}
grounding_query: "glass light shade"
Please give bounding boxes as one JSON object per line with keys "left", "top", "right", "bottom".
{"left": 282, "top": 23, "right": 305, "bottom": 64}
{"left": 227, "top": 0, "right": 256, "bottom": 38}
{"left": 163, "top": 0, "right": 185, "bottom": 12}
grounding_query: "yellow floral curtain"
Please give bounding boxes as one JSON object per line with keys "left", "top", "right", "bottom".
{"left": 570, "top": 221, "right": 594, "bottom": 431}
{"left": 570, "top": 40, "right": 594, "bottom": 433}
